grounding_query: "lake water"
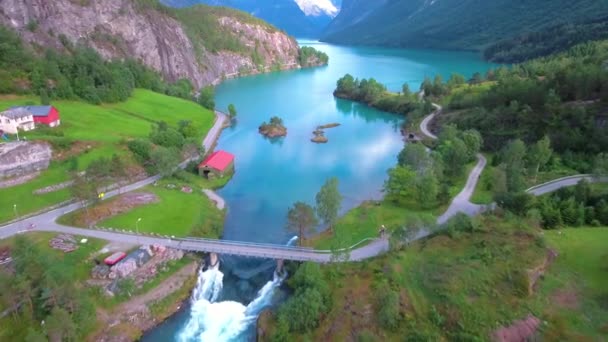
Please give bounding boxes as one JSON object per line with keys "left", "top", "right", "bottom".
{"left": 143, "top": 41, "right": 496, "bottom": 341}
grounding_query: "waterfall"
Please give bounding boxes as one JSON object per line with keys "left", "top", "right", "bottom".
{"left": 177, "top": 237, "right": 296, "bottom": 342}
{"left": 286, "top": 235, "right": 299, "bottom": 246}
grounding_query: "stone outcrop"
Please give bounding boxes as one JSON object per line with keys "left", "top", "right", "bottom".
{"left": 492, "top": 315, "right": 541, "bottom": 342}
{"left": 0, "top": 0, "right": 302, "bottom": 89}
{"left": 0, "top": 141, "right": 51, "bottom": 179}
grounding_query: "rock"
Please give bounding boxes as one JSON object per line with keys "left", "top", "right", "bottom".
{"left": 0, "top": 142, "right": 52, "bottom": 179}
{"left": 0, "top": 0, "right": 302, "bottom": 89}
{"left": 311, "top": 135, "right": 328, "bottom": 143}
{"left": 317, "top": 123, "right": 340, "bottom": 129}
{"left": 256, "top": 309, "right": 274, "bottom": 341}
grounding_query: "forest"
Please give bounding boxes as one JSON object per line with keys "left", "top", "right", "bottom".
{"left": 444, "top": 41, "right": 608, "bottom": 163}
{"left": 484, "top": 16, "right": 608, "bottom": 63}
{"left": 334, "top": 74, "right": 431, "bottom": 116}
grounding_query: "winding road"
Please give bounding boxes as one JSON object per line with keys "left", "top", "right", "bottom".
{"left": 418, "top": 103, "right": 488, "bottom": 224}
{"left": 0, "top": 105, "right": 606, "bottom": 262}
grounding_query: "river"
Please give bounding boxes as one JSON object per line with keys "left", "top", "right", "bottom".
{"left": 142, "top": 41, "right": 496, "bottom": 341}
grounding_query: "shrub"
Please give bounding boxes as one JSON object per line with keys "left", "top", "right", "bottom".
{"left": 375, "top": 282, "right": 401, "bottom": 331}
{"left": 127, "top": 139, "right": 153, "bottom": 163}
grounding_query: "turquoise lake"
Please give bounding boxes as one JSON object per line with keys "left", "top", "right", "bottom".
{"left": 143, "top": 41, "right": 497, "bottom": 341}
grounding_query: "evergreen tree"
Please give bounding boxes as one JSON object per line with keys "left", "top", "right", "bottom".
{"left": 286, "top": 202, "right": 318, "bottom": 246}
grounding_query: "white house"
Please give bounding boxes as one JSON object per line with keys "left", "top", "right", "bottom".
{"left": 0, "top": 108, "right": 35, "bottom": 134}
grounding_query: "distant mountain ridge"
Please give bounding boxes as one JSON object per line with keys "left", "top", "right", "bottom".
{"left": 322, "top": 0, "right": 608, "bottom": 52}
{"left": 162, "top": 0, "right": 340, "bottom": 38}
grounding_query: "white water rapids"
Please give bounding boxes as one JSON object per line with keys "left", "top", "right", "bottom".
{"left": 177, "top": 236, "right": 298, "bottom": 341}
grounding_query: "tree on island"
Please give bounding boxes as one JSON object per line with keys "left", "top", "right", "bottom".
{"left": 269, "top": 116, "right": 283, "bottom": 126}
{"left": 315, "top": 178, "right": 342, "bottom": 233}
{"left": 286, "top": 202, "right": 318, "bottom": 246}
{"left": 228, "top": 103, "right": 237, "bottom": 119}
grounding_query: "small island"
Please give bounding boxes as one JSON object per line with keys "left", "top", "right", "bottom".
{"left": 311, "top": 123, "right": 340, "bottom": 143}
{"left": 259, "top": 116, "right": 287, "bottom": 138}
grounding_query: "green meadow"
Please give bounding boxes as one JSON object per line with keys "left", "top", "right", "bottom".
{"left": 0, "top": 89, "right": 215, "bottom": 223}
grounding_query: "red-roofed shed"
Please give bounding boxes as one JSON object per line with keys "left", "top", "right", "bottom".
{"left": 198, "top": 150, "right": 235, "bottom": 178}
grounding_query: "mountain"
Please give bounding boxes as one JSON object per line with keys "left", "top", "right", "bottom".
{"left": 162, "top": 0, "right": 339, "bottom": 38}
{"left": 0, "top": 0, "right": 307, "bottom": 89}
{"left": 322, "top": 0, "right": 608, "bottom": 51}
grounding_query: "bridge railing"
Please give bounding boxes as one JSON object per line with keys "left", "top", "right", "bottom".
{"left": 176, "top": 236, "right": 316, "bottom": 251}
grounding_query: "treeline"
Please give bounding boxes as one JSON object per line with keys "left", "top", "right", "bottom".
{"left": 0, "top": 26, "right": 195, "bottom": 104}
{"left": 385, "top": 125, "right": 482, "bottom": 209}
{"left": 484, "top": 17, "right": 608, "bottom": 63}
{"left": 0, "top": 236, "right": 96, "bottom": 340}
{"left": 444, "top": 40, "right": 608, "bottom": 164}
{"left": 334, "top": 74, "right": 431, "bottom": 116}
{"left": 299, "top": 47, "right": 329, "bottom": 67}
{"left": 498, "top": 178, "right": 608, "bottom": 229}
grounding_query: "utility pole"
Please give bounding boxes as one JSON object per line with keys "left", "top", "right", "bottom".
{"left": 136, "top": 218, "right": 142, "bottom": 245}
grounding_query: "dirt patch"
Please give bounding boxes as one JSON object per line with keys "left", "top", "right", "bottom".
{"left": 0, "top": 94, "right": 24, "bottom": 100}
{"left": 72, "top": 192, "right": 159, "bottom": 227}
{"left": 0, "top": 172, "right": 40, "bottom": 188}
{"left": 552, "top": 288, "right": 580, "bottom": 309}
{"left": 492, "top": 314, "right": 541, "bottom": 342}
{"left": 53, "top": 141, "right": 100, "bottom": 161}
{"left": 527, "top": 248, "right": 558, "bottom": 295}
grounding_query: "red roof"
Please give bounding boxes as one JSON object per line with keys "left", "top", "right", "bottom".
{"left": 199, "top": 150, "right": 234, "bottom": 172}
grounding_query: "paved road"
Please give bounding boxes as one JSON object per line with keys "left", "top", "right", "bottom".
{"left": 202, "top": 189, "right": 225, "bottom": 210}
{"left": 526, "top": 175, "right": 608, "bottom": 196}
{"left": 419, "top": 103, "right": 441, "bottom": 140}
{"left": 437, "top": 154, "right": 487, "bottom": 224}
{"left": 204, "top": 111, "right": 228, "bottom": 152}
{"left": 418, "top": 103, "right": 487, "bottom": 224}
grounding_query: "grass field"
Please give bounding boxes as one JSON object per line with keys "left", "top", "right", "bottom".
{"left": 94, "top": 179, "right": 224, "bottom": 238}
{"left": 311, "top": 201, "right": 436, "bottom": 250}
{"left": 0, "top": 90, "right": 215, "bottom": 223}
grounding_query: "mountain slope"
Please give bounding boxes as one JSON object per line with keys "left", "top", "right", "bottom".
{"left": 162, "top": 0, "right": 338, "bottom": 38}
{"left": 0, "top": 0, "right": 304, "bottom": 89}
{"left": 322, "top": 0, "right": 608, "bottom": 51}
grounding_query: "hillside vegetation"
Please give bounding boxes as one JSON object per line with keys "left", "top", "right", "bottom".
{"left": 442, "top": 40, "right": 608, "bottom": 159}
{"left": 262, "top": 217, "right": 608, "bottom": 341}
{"left": 484, "top": 16, "right": 608, "bottom": 63}
{"left": 323, "top": 0, "right": 608, "bottom": 53}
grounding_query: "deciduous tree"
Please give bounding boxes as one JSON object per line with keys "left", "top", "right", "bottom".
{"left": 315, "top": 178, "right": 342, "bottom": 232}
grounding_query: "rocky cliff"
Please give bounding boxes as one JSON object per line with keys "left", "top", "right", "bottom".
{"left": 0, "top": 0, "right": 304, "bottom": 89}
{"left": 0, "top": 142, "right": 51, "bottom": 179}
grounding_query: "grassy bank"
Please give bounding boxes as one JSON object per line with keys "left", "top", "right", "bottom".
{"left": 59, "top": 178, "right": 225, "bottom": 238}
{"left": 0, "top": 89, "right": 214, "bottom": 223}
